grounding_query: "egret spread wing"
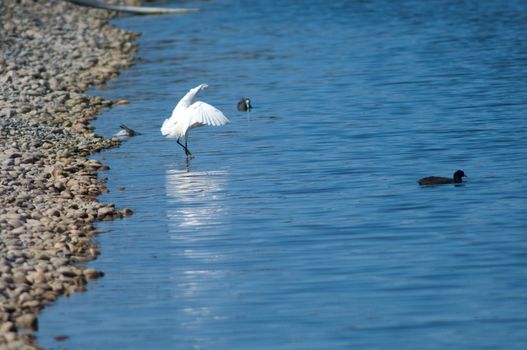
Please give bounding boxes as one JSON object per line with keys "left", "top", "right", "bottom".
{"left": 187, "top": 101, "right": 230, "bottom": 127}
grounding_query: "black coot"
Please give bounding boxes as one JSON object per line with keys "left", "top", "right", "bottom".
{"left": 418, "top": 170, "right": 466, "bottom": 186}
{"left": 237, "top": 98, "right": 252, "bottom": 111}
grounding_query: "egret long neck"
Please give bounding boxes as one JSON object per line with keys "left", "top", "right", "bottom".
{"left": 176, "top": 85, "right": 205, "bottom": 109}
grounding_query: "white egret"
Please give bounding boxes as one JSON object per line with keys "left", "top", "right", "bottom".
{"left": 161, "top": 84, "right": 230, "bottom": 158}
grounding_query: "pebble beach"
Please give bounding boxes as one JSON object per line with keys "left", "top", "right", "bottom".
{"left": 0, "top": 0, "right": 138, "bottom": 348}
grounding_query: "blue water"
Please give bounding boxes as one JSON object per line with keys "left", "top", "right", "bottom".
{"left": 38, "top": 0, "right": 527, "bottom": 349}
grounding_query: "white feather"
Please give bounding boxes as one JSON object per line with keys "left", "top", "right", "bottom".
{"left": 160, "top": 84, "right": 230, "bottom": 141}
{"left": 188, "top": 101, "right": 230, "bottom": 127}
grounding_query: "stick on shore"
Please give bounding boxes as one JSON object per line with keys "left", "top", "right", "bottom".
{"left": 65, "top": 0, "right": 199, "bottom": 14}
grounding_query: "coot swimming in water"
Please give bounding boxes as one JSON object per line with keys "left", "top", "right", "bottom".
{"left": 418, "top": 170, "right": 466, "bottom": 186}
{"left": 237, "top": 98, "right": 252, "bottom": 111}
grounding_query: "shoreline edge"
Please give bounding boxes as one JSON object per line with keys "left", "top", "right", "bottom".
{"left": 1, "top": 0, "right": 141, "bottom": 348}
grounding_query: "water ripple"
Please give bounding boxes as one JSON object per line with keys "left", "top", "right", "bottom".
{"left": 38, "top": 0, "right": 527, "bottom": 349}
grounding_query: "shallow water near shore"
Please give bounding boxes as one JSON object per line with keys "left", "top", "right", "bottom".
{"left": 38, "top": 0, "right": 527, "bottom": 349}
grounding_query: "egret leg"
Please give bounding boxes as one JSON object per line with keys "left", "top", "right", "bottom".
{"left": 176, "top": 137, "right": 192, "bottom": 158}
{"left": 184, "top": 136, "right": 193, "bottom": 158}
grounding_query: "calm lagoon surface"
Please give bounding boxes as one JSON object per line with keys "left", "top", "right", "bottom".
{"left": 38, "top": 0, "right": 527, "bottom": 349}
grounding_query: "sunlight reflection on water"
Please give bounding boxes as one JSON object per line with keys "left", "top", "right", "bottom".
{"left": 166, "top": 169, "right": 228, "bottom": 228}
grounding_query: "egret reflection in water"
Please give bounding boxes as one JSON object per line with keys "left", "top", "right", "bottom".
{"left": 165, "top": 168, "right": 232, "bottom": 331}
{"left": 165, "top": 168, "right": 228, "bottom": 229}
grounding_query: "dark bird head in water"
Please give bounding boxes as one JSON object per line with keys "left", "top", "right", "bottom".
{"left": 452, "top": 169, "right": 466, "bottom": 183}
{"left": 237, "top": 98, "right": 252, "bottom": 111}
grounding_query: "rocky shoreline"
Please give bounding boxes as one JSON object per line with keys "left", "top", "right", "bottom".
{"left": 1, "top": 0, "right": 139, "bottom": 348}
